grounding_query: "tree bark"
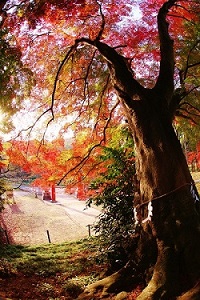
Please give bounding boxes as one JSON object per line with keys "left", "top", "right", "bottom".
{"left": 129, "top": 98, "right": 200, "bottom": 299}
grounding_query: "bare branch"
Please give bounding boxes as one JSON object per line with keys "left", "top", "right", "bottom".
{"left": 52, "top": 37, "right": 146, "bottom": 114}
{"left": 169, "top": 84, "right": 200, "bottom": 117}
{"left": 57, "top": 142, "right": 104, "bottom": 185}
{"left": 176, "top": 109, "right": 199, "bottom": 125}
{"left": 56, "top": 101, "right": 120, "bottom": 185}
{"left": 167, "top": 13, "right": 196, "bottom": 25}
{"left": 96, "top": 0, "right": 105, "bottom": 41}
{"left": 13, "top": 106, "right": 54, "bottom": 142}
{"left": 102, "top": 99, "right": 120, "bottom": 143}
{"left": 55, "top": 101, "right": 119, "bottom": 185}
{"left": 94, "top": 74, "right": 111, "bottom": 130}
{"left": 179, "top": 101, "right": 200, "bottom": 117}
{"left": 184, "top": 40, "right": 200, "bottom": 80}
{"left": 187, "top": 61, "right": 200, "bottom": 69}
{"left": 52, "top": 45, "right": 77, "bottom": 108}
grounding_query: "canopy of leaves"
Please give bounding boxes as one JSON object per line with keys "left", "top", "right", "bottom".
{"left": 0, "top": 0, "right": 199, "bottom": 181}
{"left": 0, "top": 1, "right": 198, "bottom": 138}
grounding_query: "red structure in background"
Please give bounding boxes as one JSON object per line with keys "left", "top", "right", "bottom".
{"left": 51, "top": 184, "right": 56, "bottom": 202}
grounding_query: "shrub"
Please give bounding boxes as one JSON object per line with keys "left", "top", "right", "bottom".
{"left": 88, "top": 128, "right": 136, "bottom": 270}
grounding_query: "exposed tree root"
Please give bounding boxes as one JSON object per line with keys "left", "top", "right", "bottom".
{"left": 76, "top": 258, "right": 200, "bottom": 300}
{"left": 137, "top": 240, "right": 180, "bottom": 300}
{"left": 77, "top": 223, "right": 200, "bottom": 300}
{"left": 136, "top": 281, "right": 171, "bottom": 300}
{"left": 77, "top": 271, "right": 121, "bottom": 299}
{"left": 77, "top": 261, "right": 138, "bottom": 299}
{"left": 77, "top": 230, "right": 156, "bottom": 300}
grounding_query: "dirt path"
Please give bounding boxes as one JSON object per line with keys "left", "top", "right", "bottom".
{"left": 1, "top": 172, "right": 199, "bottom": 246}
{"left": 0, "top": 189, "right": 100, "bottom": 245}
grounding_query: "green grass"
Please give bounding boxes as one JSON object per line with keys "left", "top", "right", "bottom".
{"left": 0, "top": 237, "right": 101, "bottom": 277}
{"left": 0, "top": 237, "right": 105, "bottom": 298}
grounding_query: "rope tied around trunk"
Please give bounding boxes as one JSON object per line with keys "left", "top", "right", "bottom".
{"left": 134, "top": 181, "right": 200, "bottom": 225}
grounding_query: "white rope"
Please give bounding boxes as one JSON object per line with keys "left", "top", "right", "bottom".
{"left": 133, "top": 181, "right": 199, "bottom": 225}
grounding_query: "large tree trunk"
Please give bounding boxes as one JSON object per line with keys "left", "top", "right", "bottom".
{"left": 77, "top": 99, "right": 200, "bottom": 299}
{"left": 77, "top": 97, "right": 200, "bottom": 300}
{"left": 127, "top": 98, "right": 200, "bottom": 299}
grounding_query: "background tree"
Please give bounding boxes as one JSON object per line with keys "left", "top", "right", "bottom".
{"left": 6, "top": 138, "right": 65, "bottom": 189}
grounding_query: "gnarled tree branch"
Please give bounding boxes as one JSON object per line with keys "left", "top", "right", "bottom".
{"left": 154, "top": 0, "right": 176, "bottom": 102}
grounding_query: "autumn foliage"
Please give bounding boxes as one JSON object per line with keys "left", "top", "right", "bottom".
{"left": 0, "top": 1, "right": 200, "bottom": 299}
{"left": 0, "top": 0, "right": 198, "bottom": 199}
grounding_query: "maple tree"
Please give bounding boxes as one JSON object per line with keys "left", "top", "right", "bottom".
{"left": 0, "top": 0, "right": 200, "bottom": 299}
{"left": 6, "top": 138, "right": 65, "bottom": 189}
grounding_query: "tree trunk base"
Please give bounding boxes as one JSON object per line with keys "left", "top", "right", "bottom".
{"left": 77, "top": 275, "right": 200, "bottom": 300}
{"left": 77, "top": 231, "right": 155, "bottom": 299}
{"left": 77, "top": 260, "right": 140, "bottom": 299}
{"left": 77, "top": 217, "right": 200, "bottom": 300}
{"left": 76, "top": 271, "right": 121, "bottom": 299}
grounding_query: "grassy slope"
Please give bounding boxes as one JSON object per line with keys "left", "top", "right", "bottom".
{"left": 0, "top": 237, "right": 106, "bottom": 300}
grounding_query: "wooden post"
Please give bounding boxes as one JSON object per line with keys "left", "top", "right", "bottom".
{"left": 87, "top": 224, "right": 91, "bottom": 237}
{"left": 47, "top": 230, "right": 51, "bottom": 243}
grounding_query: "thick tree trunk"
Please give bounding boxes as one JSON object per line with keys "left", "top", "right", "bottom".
{"left": 77, "top": 97, "right": 200, "bottom": 300}
{"left": 77, "top": 95, "right": 200, "bottom": 299}
{"left": 128, "top": 98, "right": 200, "bottom": 299}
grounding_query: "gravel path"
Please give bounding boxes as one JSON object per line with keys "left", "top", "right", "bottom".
{"left": 0, "top": 189, "right": 100, "bottom": 245}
